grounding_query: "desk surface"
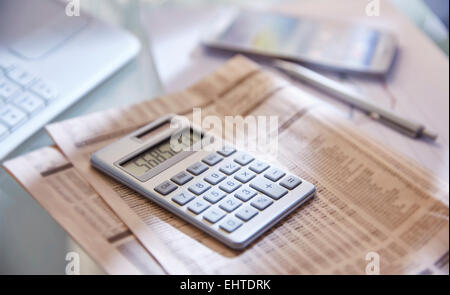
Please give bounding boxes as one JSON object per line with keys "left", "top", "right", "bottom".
{"left": 0, "top": 0, "right": 447, "bottom": 274}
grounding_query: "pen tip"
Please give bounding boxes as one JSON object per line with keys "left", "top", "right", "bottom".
{"left": 422, "top": 129, "right": 438, "bottom": 141}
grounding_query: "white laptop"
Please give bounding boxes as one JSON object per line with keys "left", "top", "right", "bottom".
{"left": 0, "top": 0, "right": 140, "bottom": 159}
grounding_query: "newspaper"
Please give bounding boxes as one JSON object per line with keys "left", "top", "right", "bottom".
{"left": 3, "top": 146, "right": 165, "bottom": 275}
{"left": 7, "top": 56, "right": 448, "bottom": 274}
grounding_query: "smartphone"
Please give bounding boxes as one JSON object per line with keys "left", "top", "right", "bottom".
{"left": 203, "top": 10, "right": 397, "bottom": 75}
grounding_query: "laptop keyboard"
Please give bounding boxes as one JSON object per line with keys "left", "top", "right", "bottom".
{"left": 0, "top": 59, "right": 58, "bottom": 140}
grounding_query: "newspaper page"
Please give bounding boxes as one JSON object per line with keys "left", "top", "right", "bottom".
{"left": 3, "top": 147, "right": 165, "bottom": 275}
{"left": 43, "top": 56, "right": 448, "bottom": 274}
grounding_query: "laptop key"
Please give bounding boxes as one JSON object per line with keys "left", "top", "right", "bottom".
{"left": 31, "top": 80, "right": 58, "bottom": 101}
{"left": 7, "top": 68, "right": 37, "bottom": 87}
{"left": 0, "top": 78, "right": 20, "bottom": 100}
{"left": 0, "top": 123, "right": 8, "bottom": 140}
{"left": 0, "top": 104, "right": 26, "bottom": 129}
{"left": 14, "top": 92, "right": 45, "bottom": 115}
{"left": 250, "top": 177, "right": 288, "bottom": 200}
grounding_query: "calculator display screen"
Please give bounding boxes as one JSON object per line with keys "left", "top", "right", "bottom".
{"left": 120, "top": 129, "right": 201, "bottom": 177}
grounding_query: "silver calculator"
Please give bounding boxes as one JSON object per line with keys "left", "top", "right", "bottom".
{"left": 91, "top": 115, "right": 315, "bottom": 249}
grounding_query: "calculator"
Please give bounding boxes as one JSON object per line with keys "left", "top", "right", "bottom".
{"left": 91, "top": 115, "right": 315, "bottom": 249}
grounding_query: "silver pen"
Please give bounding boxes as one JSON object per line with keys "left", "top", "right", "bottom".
{"left": 272, "top": 59, "right": 438, "bottom": 141}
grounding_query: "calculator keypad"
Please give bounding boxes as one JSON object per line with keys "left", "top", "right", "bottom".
{"left": 156, "top": 147, "right": 310, "bottom": 241}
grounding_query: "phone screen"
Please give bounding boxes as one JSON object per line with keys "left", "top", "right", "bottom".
{"left": 213, "top": 11, "right": 383, "bottom": 68}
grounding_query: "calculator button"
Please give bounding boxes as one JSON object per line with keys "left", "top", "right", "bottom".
{"left": 154, "top": 180, "right": 178, "bottom": 196}
{"left": 188, "top": 180, "right": 211, "bottom": 195}
{"left": 219, "top": 178, "right": 242, "bottom": 193}
{"left": 219, "top": 196, "right": 242, "bottom": 213}
{"left": 234, "top": 169, "right": 256, "bottom": 183}
{"left": 172, "top": 191, "right": 195, "bottom": 206}
{"left": 219, "top": 161, "right": 240, "bottom": 175}
{"left": 7, "top": 68, "right": 37, "bottom": 87}
{"left": 236, "top": 206, "right": 259, "bottom": 222}
{"left": 280, "top": 175, "right": 302, "bottom": 190}
{"left": 188, "top": 199, "right": 210, "bottom": 215}
{"left": 187, "top": 162, "right": 209, "bottom": 176}
{"left": 249, "top": 161, "right": 270, "bottom": 174}
{"left": 234, "top": 186, "right": 257, "bottom": 202}
{"left": 250, "top": 177, "right": 288, "bottom": 200}
{"left": 220, "top": 217, "right": 243, "bottom": 233}
{"left": 264, "top": 167, "right": 286, "bottom": 182}
{"left": 217, "top": 146, "right": 236, "bottom": 157}
{"left": 251, "top": 195, "right": 273, "bottom": 210}
{"left": 171, "top": 171, "right": 194, "bottom": 185}
{"left": 234, "top": 153, "right": 255, "bottom": 166}
{"left": 203, "top": 208, "right": 226, "bottom": 224}
{"left": 204, "top": 171, "right": 226, "bottom": 185}
{"left": 203, "top": 189, "right": 226, "bottom": 204}
{"left": 202, "top": 153, "right": 223, "bottom": 166}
